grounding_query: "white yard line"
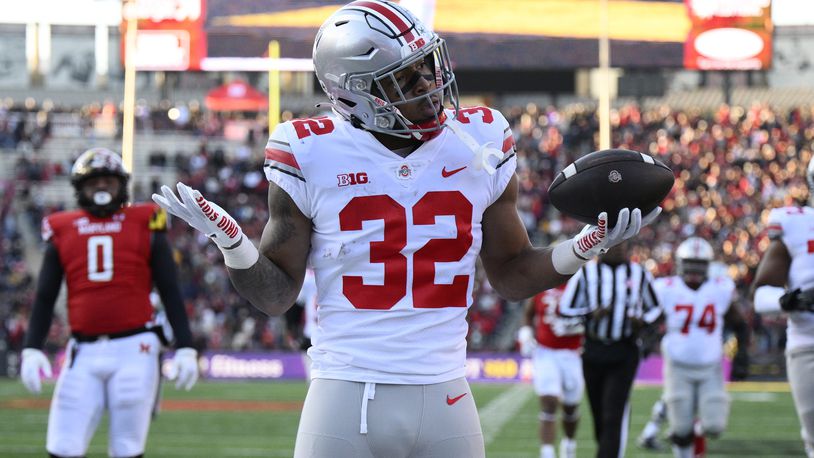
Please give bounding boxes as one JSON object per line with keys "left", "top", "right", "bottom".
{"left": 479, "top": 384, "right": 534, "bottom": 445}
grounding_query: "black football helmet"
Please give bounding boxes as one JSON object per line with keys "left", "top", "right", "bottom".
{"left": 70, "top": 147, "right": 130, "bottom": 217}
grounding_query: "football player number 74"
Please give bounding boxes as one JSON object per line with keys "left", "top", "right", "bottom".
{"left": 87, "top": 235, "right": 114, "bottom": 282}
{"left": 340, "top": 191, "right": 473, "bottom": 310}
{"left": 674, "top": 303, "right": 716, "bottom": 334}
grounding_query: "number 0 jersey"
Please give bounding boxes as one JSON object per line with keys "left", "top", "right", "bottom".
{"left": 531, "top": 285, "right": 583, "bottom": 350}
{"left": 264, "top": 108, "right": 517, "bottom": 384}
{"left": 41, "top": 204, "right": 166, "bottom": 336}
{"left": 766, "top": 206, "right": 814, "bottom": 350}
{"left": 655, "top": 275, "right": 734, "bottom": 366}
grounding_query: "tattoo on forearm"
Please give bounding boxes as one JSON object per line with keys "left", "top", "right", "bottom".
{"left": 227, "top": 256, "right": 294, "bottom": 316}
{"left": 264, "top": 193, "right": 295, "bottom": 253}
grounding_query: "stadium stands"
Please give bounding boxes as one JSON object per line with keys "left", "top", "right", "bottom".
{"left": 1, "top": 96, "right": 806, "bottom": 373}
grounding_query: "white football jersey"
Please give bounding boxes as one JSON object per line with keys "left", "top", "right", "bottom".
{"left": 296, "top": 268, "right": 318, "bottom": 339}
{"left": 656, "top": 275, "right": 734, "bottom": 366}
{"left": 264, "top": 107, "right": 517, "bottom": 384}
{"left": 766, "top": 206, "right": 814, "bottom": 350}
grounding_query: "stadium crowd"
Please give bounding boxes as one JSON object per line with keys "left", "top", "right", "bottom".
{"left": 3, "top": 100, "right": 812, "bottom": 359}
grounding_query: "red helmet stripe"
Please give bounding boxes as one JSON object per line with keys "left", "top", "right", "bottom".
{"left": 349, "top": 1, "right": 416, "bottom": 43}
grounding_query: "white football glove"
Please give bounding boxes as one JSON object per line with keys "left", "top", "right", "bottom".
{"left": 153, "top": 183, "right": 243, "bottom": 248}
{"left": 517, "top": 326, "right": 537, "bottom": 357}
{"left": 152, "top": 183, "right": 259, "bottom": 269}
{"left": 553, "top": 207, "right": 661, "bottom": 275}
{"left": 20, "top": 348, "right": 52, "bottom": 394}
{"left": 167, "top": 348, "right": 199, "bottom": 391}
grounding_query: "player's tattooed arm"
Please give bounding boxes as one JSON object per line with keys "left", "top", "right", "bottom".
{"left": 227, "top": 182, "right": 311, "bottom": 316}
{"left": 481, "top": 175, "right": 572, "bottom": 301}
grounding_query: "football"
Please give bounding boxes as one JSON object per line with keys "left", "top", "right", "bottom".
{"left": 548, "top": 148, "right": 674, "bottom": 226}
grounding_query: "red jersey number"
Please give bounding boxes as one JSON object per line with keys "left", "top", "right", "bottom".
{"left": 292, "top": 117, "right": 335, "bottom": 139}
{"left": 457, "top": 107, "right": 494, "bottom": 124}
{"left": 339, "top": 191, "right": 473, "bottom": 310}
{"left": 675, "top": 303, "right": 716, "bottom": 334}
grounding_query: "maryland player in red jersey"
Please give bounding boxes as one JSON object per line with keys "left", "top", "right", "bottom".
{"left": 20, "top": 148, "right": 198, "bottom": 458}
{"left": 518, "top": 285, "right": 585, "bottom": 458}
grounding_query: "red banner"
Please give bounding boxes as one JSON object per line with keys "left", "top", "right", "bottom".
{"left": 121, "top": 0, "right": 207, "bottom": 71}
{"left": 684, "top": 0, "right": 772, "bottom": 70}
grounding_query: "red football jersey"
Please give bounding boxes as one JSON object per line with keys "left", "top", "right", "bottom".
{"left": 532, "top": 285, "right": 583, "bottom": 350}
{"left": 42, "top": 203, "right": 167, "bottom": 335}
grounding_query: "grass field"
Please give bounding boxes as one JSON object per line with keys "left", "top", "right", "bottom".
{"left": 0, "top": 379, "right": 803, "bottom": 457}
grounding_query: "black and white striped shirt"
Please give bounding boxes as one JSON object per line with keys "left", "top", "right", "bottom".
{"left": 559, "top": 260, "right": 662, "bottom": 343}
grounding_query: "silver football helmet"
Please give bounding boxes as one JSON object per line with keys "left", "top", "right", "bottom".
{"left": 313, "top": 0, "right": 459, "bottom": 139}
{"left": 675, "top": 237, "right": 713, "bottom": 285}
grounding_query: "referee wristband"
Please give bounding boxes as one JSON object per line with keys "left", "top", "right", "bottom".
{"left": 552, "top": 239, "right": 587, "bottom": 275}
{"left": 219, "top": 236, "right": 260, "bottom": 269}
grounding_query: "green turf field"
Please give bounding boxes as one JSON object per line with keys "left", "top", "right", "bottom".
{"left": 0, "top": 379, "right": 802, "bottom": 457}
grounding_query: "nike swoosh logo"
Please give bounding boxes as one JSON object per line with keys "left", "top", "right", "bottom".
{"left": 446, "top": 393, "right": 468, "bottom": 406}
{"left": 441, "top": 165, "right": 467, "bottom": 178}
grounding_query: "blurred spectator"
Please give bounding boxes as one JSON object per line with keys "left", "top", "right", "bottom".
{"left": 6, "top": 100, "right": 814, "bottom": 358}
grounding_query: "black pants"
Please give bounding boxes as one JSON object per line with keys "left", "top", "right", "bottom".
{"left": 582, "top": 338, "right": 640, "bottom": 458}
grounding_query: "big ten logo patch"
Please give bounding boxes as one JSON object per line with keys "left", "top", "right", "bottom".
{"left": 408, "top": 37, "right": 426, "bottom": 52}
{"left": 337, "top": 172, "right": 369, "bottom": 187}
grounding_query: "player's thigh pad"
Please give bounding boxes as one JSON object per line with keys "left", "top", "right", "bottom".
{"left": 295, "top": 378, "right": 483, "bottom": 458}
{"left": 788, "top": 346, "right": 814, "bottom": 449}
{"left": 554, "top": 349, "right": 584, "bottom": 405}
{"left": 698, "top": 363, "right": 729, "bottom": 435}
{"left": 47, "top": 341, "right": 105, "bottom": 457}
{"left": 532, "top": 347, "right": 563, "bottom": 398}
{"left": 664, "top": 359, "right": 695, "bottom": 437}
{"left": 106, "top": 332, "right": 162, "bottom": 457}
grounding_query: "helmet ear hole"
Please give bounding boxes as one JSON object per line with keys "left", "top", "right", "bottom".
{"left": 338, "top": 97, "right": 358, "bottom": 108}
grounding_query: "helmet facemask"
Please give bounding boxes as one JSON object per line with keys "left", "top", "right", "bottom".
{"left": 677, "top": 258, "right": 709, "bottom": 289}
{"left": 363, "top": 41, "right": 457, "bottom": 139}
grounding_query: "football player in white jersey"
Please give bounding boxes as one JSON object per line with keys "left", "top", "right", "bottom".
{"left": 652, "top": 237, "right": 747, "bottom": 458}
{"left": 753, "top": 158, "right": 814, "bottom": 458}
{"left": 152, "top": 2, "right": 659, "bottom": 456}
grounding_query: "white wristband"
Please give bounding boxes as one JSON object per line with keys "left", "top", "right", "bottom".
{"left": 220, "top": 236, "right": 260, "bottom": 269}
{"left": 754, "top": 285, "right": 784, "bottom": 313}
{"left": 552, "top": 239, "right": 586, "bottom": 275}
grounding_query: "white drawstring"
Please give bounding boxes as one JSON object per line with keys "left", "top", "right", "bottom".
{"left": 360, "top": 382, "right": 376, "bottom": 434}
{"left": 445, "top": 121, "right": 503, "bottom": 175}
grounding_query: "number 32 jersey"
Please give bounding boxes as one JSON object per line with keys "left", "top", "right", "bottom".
{"left": 41, "top": 204, "right": 166, "bottom": 336}
{"left": 655, "top": 275, "right": 734, "bottom": 366}
{"left": 264, "top": 108, "right": 517, "bottom": 384}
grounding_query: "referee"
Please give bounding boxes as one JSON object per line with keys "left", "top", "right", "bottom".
{"left": 559, "top": 242, "right": 662, "bottom": 458}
